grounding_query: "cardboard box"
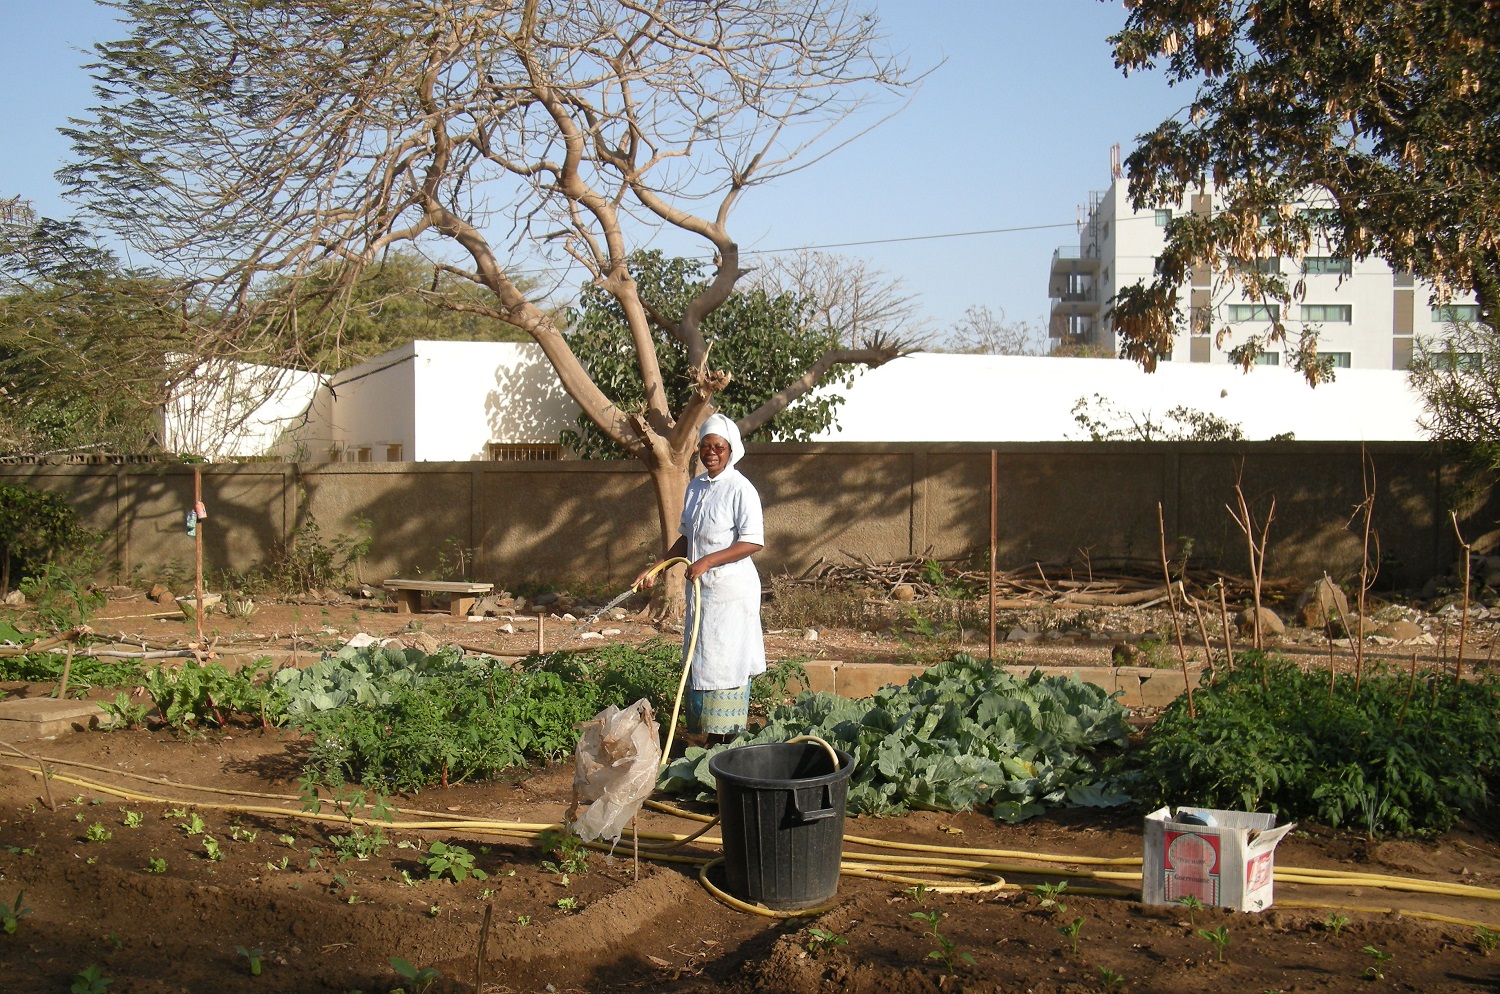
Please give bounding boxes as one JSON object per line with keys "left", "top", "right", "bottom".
{"left": 1141, "top": 806, "right": 1295, "bottom": 913}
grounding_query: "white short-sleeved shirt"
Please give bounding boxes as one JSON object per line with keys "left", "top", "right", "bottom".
{"left": 680, "top": 467, "right": 767, "bottom": 690}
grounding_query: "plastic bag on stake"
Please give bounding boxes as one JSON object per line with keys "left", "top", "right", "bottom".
{"left": 567, "top": 699, "right": 662, "bottom": 843}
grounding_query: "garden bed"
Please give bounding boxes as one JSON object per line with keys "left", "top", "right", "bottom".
{"left": 1, "top": 725, "right": 1497, "bottom": 994}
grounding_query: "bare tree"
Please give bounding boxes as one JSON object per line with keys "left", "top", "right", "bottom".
{"left": 744, "top": 249, "right": 930, "bottom": 351}
{"left": 939, "top": 304, "right": 1044, "bottom": 356}
{"left": 61, "top": 0, "right": 917, "bottom": 595}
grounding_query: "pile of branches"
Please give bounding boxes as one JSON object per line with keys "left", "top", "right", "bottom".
{"left": 788, "top": 553, "right": 1298, "bottom": 608}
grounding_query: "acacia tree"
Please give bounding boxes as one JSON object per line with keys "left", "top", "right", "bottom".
{"left": 0, "top": 202, "right": 180, "bottom": 455}
{"left": 1105, "top": 1, "right": 1500, "bottom": 383}
{"left": 61, "top": 0, "right": 914, "bottom": 564}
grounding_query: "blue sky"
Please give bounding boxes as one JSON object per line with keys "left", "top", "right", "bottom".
{"left": 0, "top": 1, "right": 1185, "bottom": 337}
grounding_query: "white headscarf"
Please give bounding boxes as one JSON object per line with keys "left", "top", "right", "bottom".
{"left": 698, "top": 412, "right": 745, "bottom": 469}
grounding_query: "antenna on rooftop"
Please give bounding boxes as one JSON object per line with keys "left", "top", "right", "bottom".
{"left": 1110, "top": 144, "right": 1122, "bottom": 180}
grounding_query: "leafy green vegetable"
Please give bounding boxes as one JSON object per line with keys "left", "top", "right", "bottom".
{"left": 660, "top": 654, "right": 1131, "bottom": 821}
{"left": 1126, "top": 653, "right": 1500, "bottom": 836}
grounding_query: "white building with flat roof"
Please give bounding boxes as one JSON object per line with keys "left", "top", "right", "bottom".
{"left": 1049, "top": 177, "right": 1477, "bottom": 370}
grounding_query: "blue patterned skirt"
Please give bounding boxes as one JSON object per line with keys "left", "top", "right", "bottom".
{"left": 685, "top": 684, "right": 751, "bottom": 735}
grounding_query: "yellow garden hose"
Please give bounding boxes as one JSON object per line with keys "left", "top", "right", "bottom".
{"left": 631, "top": 556, "right": 700, "bottom": 768}
{"left": 8, "top": 760, "right": 1500, "bottom": 928}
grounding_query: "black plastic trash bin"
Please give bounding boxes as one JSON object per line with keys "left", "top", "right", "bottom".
{"left": 709, "top": 740, "right": 855, "bottom": 910}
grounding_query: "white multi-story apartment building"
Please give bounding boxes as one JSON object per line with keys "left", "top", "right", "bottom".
{"left": 1048, "top": 176, "right": 1476, "bottom": 370}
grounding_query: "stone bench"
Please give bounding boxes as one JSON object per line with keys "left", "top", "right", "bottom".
{"left": 382, "top": 579, "right": 494, "bottom": 617}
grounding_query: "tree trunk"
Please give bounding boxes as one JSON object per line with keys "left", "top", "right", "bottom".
{"left": 644, "top": 452, "right": 693, "bottom": 621}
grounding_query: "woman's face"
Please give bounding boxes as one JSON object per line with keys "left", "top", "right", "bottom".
{"left": 699, "top": 433, "right": 731, "bottom": 476}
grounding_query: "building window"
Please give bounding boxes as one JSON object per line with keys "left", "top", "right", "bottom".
{"left": 1154, "top": 209, "right": 1173, "bottom": 226}
{"left": 384, "top": 443, "right": 404, "bottom": 462}
{"left": 1234, "top": 256, "right": 1281, "bottom": 275}
{"left": 488, "top": 443, "right": 563, "bottom": 462}
{"left": 1302, "top": 256, "right": 1352, "bottom": 275}
{"left": 1300, "top": 303, "right": 1352, "bottom": 323}
{"left": 338, "top": 445, "right": 372, "bottom": 463}
{"left": 1253, "top": 352, "right": 1281, "bottom": 366}
{"left": 1227, "top": 303, "right": 1280, "bottom": 322}
{"left": 1432, "top": 304, "right": 1482, "bottom": 323}
{"left": 1324, "top": 352, "right": 1352, "bottom": 368}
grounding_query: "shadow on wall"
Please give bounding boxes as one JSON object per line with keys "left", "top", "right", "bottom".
{"left": 481, "top": 358, "right": 580, "bottom": 456}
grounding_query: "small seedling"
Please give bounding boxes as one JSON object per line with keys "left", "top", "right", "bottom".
{"left": 278, "top": 834, "right": 297, "bottom": 849}
{"left": 104, "top": 932, "right": 123, "bottom": 951}
{"left": 1323, "top": 912, "right": 1350, "bottom": 936}
{"left": 179, "top": 813, "right": 207, "bottom": 836}
{"left": 1362, "top": 945, "right": 1391, "bottom": 980}
{"left": 1474, "top": 926, "right": 1499, "bottom": 955}
{"left": 1098, "top": 966, "right": 1126, "bottom": 988}
{"left": 389, "top": 956, "right": 440, "bottom": 994}
{"left": 427, "top": 904, "right": 441, "bottom": 918}
{"left": 121, "top": 811, "right": 144, "bottom": 829}
{"left": 1197, "top": 925, "right": 1230, "bottom": 963}
{"left": 145, "top": 857, "right": 168, "bottom": 874}
{"left": 229, "top": 826, "right": 259, "bottom": 843}
{"left": 538, "top": 828, "right": 588, "bottom": 875}
{"left": 5, "top": 845, "right": 36, "bottom": 856}
{"left": 202, "top": 837, "right": 224, "bottom": 861}
{"left": 70, "top": 964, "right": 112, "bottom": 994}
{"left": 805, "top": 926, "right": 847, "bottom": 954}
{"left": 1057, "top": 916, "right": 1084, "bottom": 955}
{"left": 164, "top": 807, "right": 189, "bottom": 819}
{"left": 330, "top": 827, "right": 386, "bottom": 863}
{"left": 556, "top": 896, "right": 578, "bottom": 912}
{"left": 421, "top": 841, "right": 487, "bottom": 883}
{"left": 904, "top": 883, "right": 930, "bottom": 904}
{"left": 84, "top": 823, "right": 111, "bottom": 844}
{"left": 1033, "top": 880, "right": 1068, "bottom": 915}
{"left": 266, "top": 856, "right": 290, "bottom": 872}
{"left": 3, "top": 891, "right": 34, "bottom": 935}
{"left": 235, "top": 945, "right": 264, "bottom": 976}
{"left": 1177, "top": 894, "right": 1205, "bottom": 927}
{"left": 911, "top": 910, "right": 973, "bottom": 974}
{"left": 515, "top": 915, "right": 532, "bottom": 927}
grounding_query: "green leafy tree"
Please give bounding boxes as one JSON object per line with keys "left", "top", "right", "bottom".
{"left": 60, "top": 1, "right": 918, "bottom": 609}
{"left": 562, "top": 252, "right": 854, "bottom": 458}
{"left": 252, "top": 249, "right": 532, "bottom": 369}
{"left": 0, "top": 205, "right": 179, "bottom": 455}
{"left": 1105, "top": 1, "right": 1500, "bottom": 383}
{"left": 0, "top": 481, "right": 96, "bottom": 597}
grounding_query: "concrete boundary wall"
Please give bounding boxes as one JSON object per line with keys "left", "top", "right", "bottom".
{"left": 0, "top": 442, "right": 1481, "bottom": 589}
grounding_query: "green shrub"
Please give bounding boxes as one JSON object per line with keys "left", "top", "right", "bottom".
{"left": 0, "top": 482, "right": 98, "bottom": 600}
{"left": 1126, "top": 653, "right": 1500, "bottom": 836}
{"left": 288, "top": 641, "right": 684, "bottom": 792}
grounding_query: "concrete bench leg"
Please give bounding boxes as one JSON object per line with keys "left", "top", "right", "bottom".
{"left": 449, "top": 596, "right": 476, "bottom": 618}
{"left": 392, "top": 590, "right": 423, "bottom": 614}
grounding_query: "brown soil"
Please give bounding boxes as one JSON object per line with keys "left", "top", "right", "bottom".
{"left": 0, "top": 729, "right": 1497, "bottom": 994}
{"left": 2, "top": 596, "right": 1498, "bottom": 993}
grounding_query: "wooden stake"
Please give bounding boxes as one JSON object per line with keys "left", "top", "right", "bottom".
{"left": 56, "top": 643, "right": 75, "bottom": 701}
{"left": 1451, "top": 510, "right": 1471, "bottom": 682}
{"left": 1217, "top": 584, "right": 1235, "bottom": 671}
{"left": 989, "top": 449, "right": 997, "bottom": 662}
{"left": 473, "top": 902, "right": 493, "bottom": 994}
{"left": 1157, "top": 503, "right": 1195, "bottom": 718}
{"left": 0, "top": 738, "right": 54, "bottom": 811}
{"left": 537, "top": 611, "right": 546, "bottom": 654}
{"left": 1190, "top": 597, "right": 1216, "bottom": 679}
{"left": 193, "top": 466, "right": 204, "bottom": 646}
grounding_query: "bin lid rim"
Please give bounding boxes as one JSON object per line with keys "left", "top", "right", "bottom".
{"left": 708, "top": 740, "right": 856, "bottom": 788}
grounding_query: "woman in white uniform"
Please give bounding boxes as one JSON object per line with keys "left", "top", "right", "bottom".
{"left": 637, "top": 412, "right": 766, "bottom": 741}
